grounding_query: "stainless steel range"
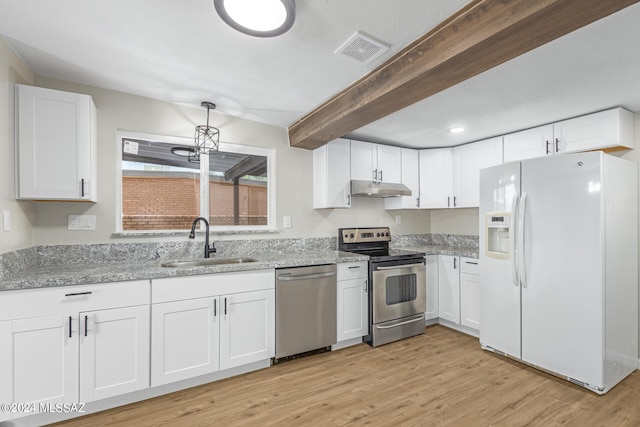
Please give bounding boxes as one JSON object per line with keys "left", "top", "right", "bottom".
{"left": 338, "top": 227, "right": 426, "bottom": 347}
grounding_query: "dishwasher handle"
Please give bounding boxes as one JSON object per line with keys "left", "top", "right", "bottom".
{"left": 277, "top": 271, "right": 336, "bottom": 281}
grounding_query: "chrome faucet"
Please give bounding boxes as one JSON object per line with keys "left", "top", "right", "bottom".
{"left": 189, "top": 217, "right": 217, "bottom": 258}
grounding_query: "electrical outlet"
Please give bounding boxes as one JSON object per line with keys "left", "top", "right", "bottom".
{"left": 395, "top": 215, "right": 402, "bottom": 225}
{"left": 68, "top": 215, "right": 96, "bottom": 231}
{"left": 283, "top": 216, "right": 292, "bottom": 229}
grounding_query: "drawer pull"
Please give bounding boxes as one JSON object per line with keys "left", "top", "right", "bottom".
{"left": 65, "top": 291, "right": 93, "bottom": 297}
{"left": 465, "top": 261, "right": 479, "bottom": 265}
{"left": 348, "top": 266, "right": 361, "bottom": 269}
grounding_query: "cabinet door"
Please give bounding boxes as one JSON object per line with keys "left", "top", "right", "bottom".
{"left": 220, "top": 290, "right": 275, "bottom": 371}
{"left": 0, "top": 321, "right": 12, "bottom": 422}
{"left": 79, "top": 305, "right": 150, "bottom": 402}
{"left": 425, "top": 255, "right": 439, "bottom": 320}
{"left": 151, "top": 297, "right": 219, "bottom": 386}
{"left": 419, "top": 148, "right": 453, "bottom": 208}
{"left": 503, "top": 124, "right": 553, "bottom": 162}
{"left": 313, "top": 138, "right": 351, "bottom": 208}
{"left": 460, "top": 272, "right": 480, "bottom": 330}
{"left": 11, "top": 314, "right": 79, "bottom": 405}
{"left": 350, "top": 140, "right": 377, "bottom": 181}
{"left": 453, "top": 137, "right": 503, "bottom": 208}
{"left": 337, "top": 278, "right": 368, "bottom": 342}
{"left": 385, "top": 148, "right": 420, "bottom": 209}
{"left": 16, "top": 84, "right": 96, "bottom": 201}
{"left": 376, "top": 144, "right": 402, "bottom": 183}
{"left": 555, "top": 108, "right": 633, "bottom": 154}
{"left": 438, "top": 256, "right": 460, "bottom": 324}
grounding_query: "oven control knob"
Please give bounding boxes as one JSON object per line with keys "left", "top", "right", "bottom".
{"left": 385, "top": 232, "right": 389, "bottom": 237}
{"left": 376, "top": 232, "right": 381, "bottom": 237}
{"left": 349, "top": 233, "right": 355, "bottom": 238}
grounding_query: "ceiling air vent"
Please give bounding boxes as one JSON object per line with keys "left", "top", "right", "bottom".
{"left": 335, "top": 32, "right": 390, "bottom": 65}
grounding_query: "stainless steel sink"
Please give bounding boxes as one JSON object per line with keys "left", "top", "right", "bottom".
{"left": 161, "top": 257, "right": 258, "bottom": 268}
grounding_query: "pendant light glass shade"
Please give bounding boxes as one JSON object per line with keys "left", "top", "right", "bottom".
{"left": 214, "top": 0, "right": 295, "bottom": 37}
{"left": 194, "top": 101, "right": 219, "bottom": 155}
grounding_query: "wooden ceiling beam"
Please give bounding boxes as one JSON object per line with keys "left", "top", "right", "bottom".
{"left": 288, "top": 0, "right": 640, "bottom": 150}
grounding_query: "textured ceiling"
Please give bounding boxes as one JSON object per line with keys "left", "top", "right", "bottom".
{"left": 0, "top": 0, "right": 639, "bottom": 149}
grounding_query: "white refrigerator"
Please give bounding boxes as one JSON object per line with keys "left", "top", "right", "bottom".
{"left": 479, "top": 151, "right": 638, "bottom": 394}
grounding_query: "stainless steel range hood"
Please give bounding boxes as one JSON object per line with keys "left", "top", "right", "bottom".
{"left": 350, "top": 180, "right": 412, "bottom": 198}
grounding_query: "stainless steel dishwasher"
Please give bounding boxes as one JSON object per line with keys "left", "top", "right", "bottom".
{"left": 275, "top": 264, "right": 337, "bottom": 360}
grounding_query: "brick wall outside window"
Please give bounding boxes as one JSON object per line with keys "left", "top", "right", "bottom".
{"left": 122, "top": 176, "right": 267, "bottom": 230}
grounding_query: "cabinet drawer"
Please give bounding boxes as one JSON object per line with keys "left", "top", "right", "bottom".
{"left": 337, "top": 262, "right": 368, "bottom": 280}
{"left": 152, "top": 269, "right": 275, "bottom": 303}
{"left": 0, "top": 280, "right": 150, "bottom": 321}
{"left": 460, "top": 258, "right": 479, "bottom": 275}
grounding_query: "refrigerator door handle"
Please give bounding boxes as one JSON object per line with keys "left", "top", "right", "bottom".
{"left": 518, "top": 192, "right": 528, "bottom": 288}
{"left": 511, "top": 193, "right": 519, "bottom": 287}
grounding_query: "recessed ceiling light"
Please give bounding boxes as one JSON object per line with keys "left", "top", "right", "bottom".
{"left": 448, "top": 127, "right": 465, "bottom": 133}
{"left": 214, "top": 0, "right": 296, "bottom": 37}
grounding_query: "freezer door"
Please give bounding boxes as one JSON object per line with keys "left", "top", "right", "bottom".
{"left": 479, "top": 161, "right": 522, "bottom": 359}
{"left": 520, "top": 152, "right": 604, "bottom": 388}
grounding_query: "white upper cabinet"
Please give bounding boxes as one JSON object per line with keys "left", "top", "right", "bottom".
{"left": 555, "top": 107, "right": 634, "bottom": 154}
{"left": 351, "top": 140, "right": 401, "bottom": 183}
{"left": 385, "top": 148, "right": 420, "bottom": 209}
{"left": 419, "top": 148, "right": 454, "bottom": 209}
{"left": 420, "top": 138, "right": 502, "bottom": 209}
{"left": 313, "top": 138, "right": 351, "bottom": 208}
{"left": 15, "top": 84, "right": 97, "bottom": 201}
{"left": 453, "top": 137, "right": 503, "bottom": 208}
{"left": 503, "top": 107, "right": 634, "bottom": 162}
{"left": 503, "top": 124, "right": 554, "bottom": 162}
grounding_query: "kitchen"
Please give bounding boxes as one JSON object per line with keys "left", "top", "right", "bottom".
{"left": 2, "top": 0, "right": 640, "bottom": 425}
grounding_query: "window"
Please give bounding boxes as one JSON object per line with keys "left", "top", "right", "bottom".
{"left": 116, "top": 132, "right": 275, "bottom": 233}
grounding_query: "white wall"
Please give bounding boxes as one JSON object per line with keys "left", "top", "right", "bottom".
{"left": 26, "top": 76, "right": 431, "bottom": 246}
{"left": 0, "top": 38, "right": 34, "bottom": 253}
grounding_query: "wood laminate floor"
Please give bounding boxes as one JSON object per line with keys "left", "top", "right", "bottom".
{"left": 52, "top": 325, "right": 640, "bottom": 426}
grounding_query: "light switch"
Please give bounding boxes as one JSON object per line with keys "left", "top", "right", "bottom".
{"left": 3, "top": 210, "right": 10, "bottom": 231}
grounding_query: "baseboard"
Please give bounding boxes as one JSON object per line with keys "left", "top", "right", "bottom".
{"left": 437, "top": 318, "right": 480, "bottom": 338}
{"left": 331, "top": 337, "right": 363, "bottom": 350}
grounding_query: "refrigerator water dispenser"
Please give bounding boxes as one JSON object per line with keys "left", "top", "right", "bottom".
{"left": 486, "top": 212, "right": 511, "bottom": 259}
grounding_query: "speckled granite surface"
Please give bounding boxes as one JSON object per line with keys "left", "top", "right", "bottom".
{"left": 0, "top": 234, "right": 478, "bottom": 291}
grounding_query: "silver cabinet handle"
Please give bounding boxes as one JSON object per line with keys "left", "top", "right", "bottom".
{"left": 465, "top": 261, "right": 478, "bottom": 265}
{"left": 224, "top": 297, "right": 228, "bottom": 315}
{"left": 546, "top": 140, "right": 550, "bottom": 155}
{"left": 447, "top": 196, "right": 450, "bottom": 207}
{"left": 348, "top": 265, "right": 361, "bottom": 269}
{"left": 376, "top": 313, "right": 425, "bottom": 329}
{"left": 416, "top": 197, "right": 420, "bottom": 208}
{"left": 346, "top": 194, "right": 351, "bottom": 207}
{"left": 379, "top": 170, "right": 383, "bottom": 182}
{"left": 69, "top": 316, "right": 73, "bottom": 338}
{"left": 364, "top": 279, "right": 368, "bottom": 293}
{"left": 84, "top": 315, "right": 89, "bottom": 337}
{"left": 214, "top": 299, "right": 217, "bottom": 317}
{"left": 453, "top": 257, "right": 457, "bottom": 269}
{"left": 376, "top": 263, "right": 424, "bottom": 270}
{"left": 278, "top": 271, "right": 336, "bottom": 281}
{"left": 373, "top": 169, "right": 378, "bottom": 181}
{"left": 555, "top": 138, "right": 560, "bottom": 153}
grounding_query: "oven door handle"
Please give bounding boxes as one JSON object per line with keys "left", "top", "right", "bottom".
{"left": 375, "top": 313, "right": 425, "bottom": 329}
{"left": 375, "top": 263, "right": 424, "bottom": 270}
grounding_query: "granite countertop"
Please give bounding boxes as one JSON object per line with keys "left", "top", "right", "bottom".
{"left": 0, "top": 235, "right": 479, "bottom": 292}
{"left": 0, "top": 250, "right": 369, "bottom": 292}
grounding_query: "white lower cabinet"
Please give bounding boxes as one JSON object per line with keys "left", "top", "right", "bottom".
{"left": 459, "top": 258, "right": 480, "bottom": 330}
{"left": 425, "top": 255, "right": 439, "bottom": 320}
{"left": 435, "top": 255, "right": 480, "bottom": 332}
{"left": 336, "top": 262, "right": 369, "bottom": 342}
{"left": 0, "top": 281, "right": 150, "bottom": 422}
{"left": 438, "top": 255, "right": 460, "bottom": 323}
{"left": 219, "top": 289, "right": 274, "bottom": 370}
{"left": 151, "top": 270, "right": 275, "bottom": 387}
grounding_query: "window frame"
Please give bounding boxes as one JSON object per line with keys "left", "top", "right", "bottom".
{"left": 115, "top": 130, "right": 276, "bottom": 234}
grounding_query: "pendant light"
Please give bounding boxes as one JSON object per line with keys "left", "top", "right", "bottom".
{"left": 214, "top": 0, "right": 295, "bottom": 37}
{"left": 194, "top": 101, "right": 220, "bottom": 155}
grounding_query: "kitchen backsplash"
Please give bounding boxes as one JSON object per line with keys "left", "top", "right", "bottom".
{"left": 0, "top": 234, "right": 478, "bottom": 280}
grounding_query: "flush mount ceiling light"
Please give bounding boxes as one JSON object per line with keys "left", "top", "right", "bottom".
{"left": 448, "top": 127, "right": 465, "bottom": 134}
{"left": 214, "top": 0, "right": 295, "bottom": 37}
{"left": 195, "top": 101, "right": 220, "bottom": 154}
